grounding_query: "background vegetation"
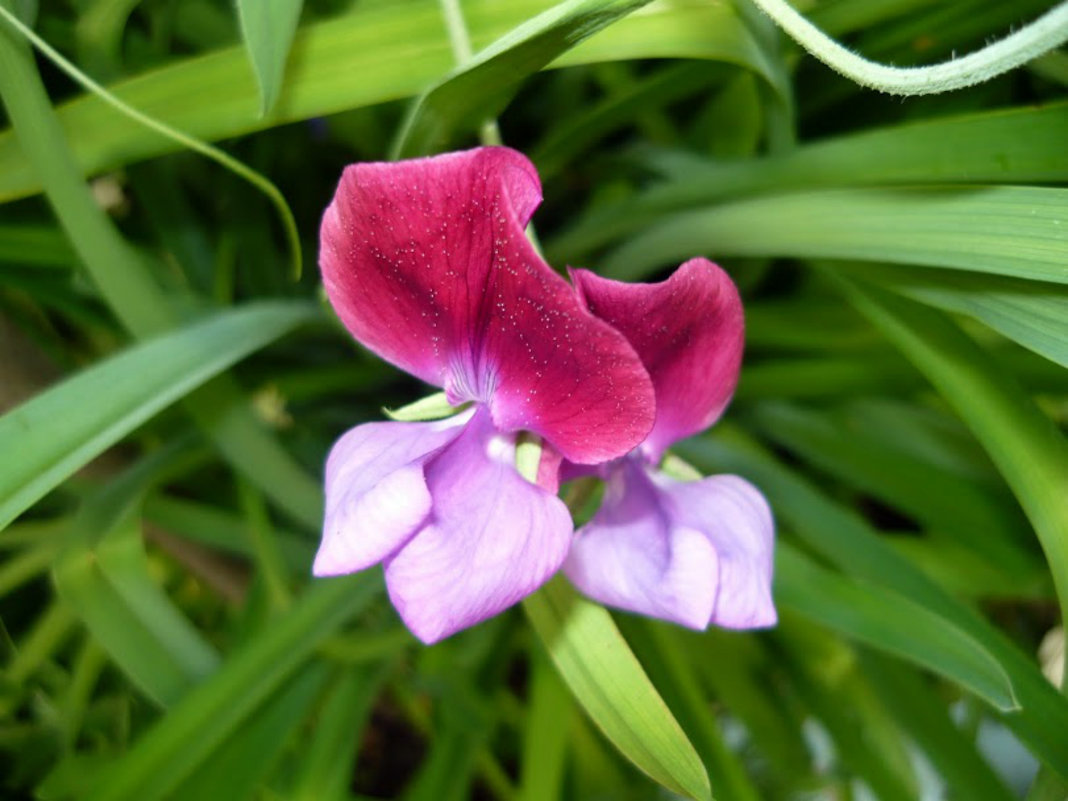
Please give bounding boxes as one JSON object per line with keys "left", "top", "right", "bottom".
{"left": 1, "top": 0, "right": 1066, "bottom": 799}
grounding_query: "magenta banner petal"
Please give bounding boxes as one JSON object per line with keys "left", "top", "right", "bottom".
{"left": 564, "top": 460, "right": 720, "bottom": 629}
{"left": 664, "top": 474, "right": 777, "bottom": 629}
{"left": 564, "top": 461, "right": 775, "bottom": 630}
{"left": 571, "top": 258, "right": 744, "bottom": 460}
{"left": 313, "top": 415, "right": 469, "bottom": 577}
{"left": 321, "top": 147, "right": 654, "bottom": 463}
{"left": 384, "top": 409, "right": 573, "bottom": 643}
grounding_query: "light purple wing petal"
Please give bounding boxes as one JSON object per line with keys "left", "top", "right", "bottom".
{"left": 321, "top": 146, "right": 654, "bottom": 464}
{"left": 384, "top": 409, "right": 573, "bottom": 644}
{"left": 313, "top": 414, "right": 470, "bottom": 577}
{"left": 662, "top": 473, "right": 776, "bottom": 629}
{"left": 564, "top": 461, "right": 775, "bottom": 630}
{"left": 571, "top": 258, "right": 743, "bottom": 460}
{"left": 563, "top": 460, "right": 720, "bottom": 629}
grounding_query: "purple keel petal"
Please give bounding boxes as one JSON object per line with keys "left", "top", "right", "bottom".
{"left": 664, "top": 473, "right": 776, "bottom": 629}
{"left": 564, "top": 459, "right": 719, "bottom": 629}
{"left": 321, "top": 147, "right": 654, "bottom": 464}
{"left": 564, "top": 460, "right": 775, "bottom": 630}
{"left": 384, "top": 408, "right": 572, "bottom": 644}
{"left": 313, "top": 413, "right": 471, "bottom": 577}
{"left": 571, "top": 258, "right": 744, "bottom": 460}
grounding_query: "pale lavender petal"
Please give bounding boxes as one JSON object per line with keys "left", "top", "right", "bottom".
{"left": 660, "top": 473, "right": 776, "bottom": 629}
{"left": 564, "top": 459, "right": 720, "bottom": 629}
{"left": 313, "top": 413, "right": 471, "bottom": 577}
{"left": 564, "top": 460, "right": 776, "bottom": 630}
{"left": 384, "top": 409, "right": 572, "bottom": 644}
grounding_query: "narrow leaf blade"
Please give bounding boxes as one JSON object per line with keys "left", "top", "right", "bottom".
{"left": 523, "top": 577, "right": 712, "bottom": 801}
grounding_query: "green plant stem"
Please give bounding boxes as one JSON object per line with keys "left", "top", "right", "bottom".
{"left": 749, "top": 0, "right": 1068, "bottom": 94}
{"left": 437, "top": 0, "right": 504, "bottom": 146}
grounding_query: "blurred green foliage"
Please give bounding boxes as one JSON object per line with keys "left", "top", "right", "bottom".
{"left": 0, "top": 1, "right": 1066, "bottom": 799}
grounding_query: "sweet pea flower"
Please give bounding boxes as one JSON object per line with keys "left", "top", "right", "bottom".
{"left": 312, "top": 147, "right": 655, "bottom": 643}
{"left": 562, "top": 260, "right": 777, "bottom": 631}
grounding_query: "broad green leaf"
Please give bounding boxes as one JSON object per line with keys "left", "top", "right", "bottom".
{"left": 52, "top": 444, "right": 219, "bottom": 706}
{"left": 750, "top": 401, "right": 1037, "bottom": 581}
{"left": 619, "top": 618, "right": 762, "bottom": 801}
{"left": 236, "top": 0, "right": 303, "bottom": 116}
{"left": 289, "top": 665, "right": 385, "bottom": 801}
{"left": 852, "top": 262, "right": 1068, "bottom": 369}
{"left": 601, "top": 186, "right": 1068, "bottom": 283}
{"left": 0, "top": 0, "right": 774, "bottom": 201}
{"left": 393, "top": 0, "right": 654, "bottom": 157}
{"left": 836, "top": 279, "right": 1068, "bottom": 658}
{"left": 523, "top": 577, "right": 711, "bottom": 801}
{"left": 0, "top": 20, "right": 322, "bottom": 528}
{"left": 0, "top": 302, "right": 315, "bottom": 532}
{"left": 776, "top": 619, "right": 917, "bottom": 801}
{"left": 549, "top": 101, "right": 1068, "bottom": 259}
{"left": 0, "top": 224, "right": 74, "bottom": 265}
{"left": 776, "top": 544, "right": 1018, "bottom": 711}
{"left": 54, "top": 517, "right": 219, "bottom": 707}
{"left": 679, "top": 429, "right": 1068, "bottom": 776}
{"left": 531, "top": 61, "right": 726, "bottom": 177}
{"left": 83, "top": 573, "right": 379, "bottom": 801}
{"left": 863, "top": 653, "right": 1017, "bottom": 801}
{"left": 518, "top": 651, "right": 573, "bottom": 801}
{"left": 171, "top": 661, "right": 329, "bottom": 801}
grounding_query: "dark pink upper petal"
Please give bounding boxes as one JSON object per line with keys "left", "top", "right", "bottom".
{"left": 321, "top": 147, "right": 654, "bottom": 464}
{"left": 383, "top": 409, "right": 572, "bottom": 644}
{"left": 571, "top": 258, "right": 744, "bottom": 461}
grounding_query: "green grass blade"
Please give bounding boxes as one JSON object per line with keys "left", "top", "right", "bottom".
{"left": 863, "top": 653, "right": 1018, "bottom": 801}
{"left": 854, "top": 263, "right": 1068, "bottom": 369}
{"left": 835, "top": 278, "right": 1068, "bottom": 657}
{"left": 549, "top": 101, "right": 1068, "bottom": 259}
{"left": 531, "top": 61, "right": 724, "bottom": 178}
{"left": 0, "top": 14, "right": 324, "bottom": 528}
{"left": 0, "top": 302, "right": 315, "bottom": 531}
{"left": 289, "top": 665, "right": 385, "bottom": 801}
{"left": 680, "top": 429, "right": 1068, "bottom": 776}
{"left": 518, "top": 650, "right": 573, "bottom": 801}
{"left": 620, "top": 618, "right": 763, "bottom": 801}
{"left": 53, "top": 517, "right": 219, "bottom": 707}
{"left": 237, "top": 0, "right": 303, "bottom": 116}
{"left": 392, "top": 0, "right": 653, "bottom": 157}
{"left": 750, "top": 401, "right": 1037, "bottom": 580}
{"left": 83, "top": 573, "right": 379, "bottom": 801}
{"left": 777, "top": 544, "right": 1018, "bottom": 711}
{"left": 0, "top": 0, "right": 775, "bottom": 201}
{"left": 602, "top": 186, "right": 1068, "bottom": 282}
{"left": 776, "top": 620, "right": 917, "bottom": 801}
{"left": 523, "top": 576, "right": 712, "bottom": 801}
{"left": 171, "top": 661, "right": 330, "bottom": 801}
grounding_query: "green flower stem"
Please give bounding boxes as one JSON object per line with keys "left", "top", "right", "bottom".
{"left": 437, "top": 0, "right": 505, "bottom": 147}
{"left": 750, "top": 0, "right": 1068, "bottom": 95}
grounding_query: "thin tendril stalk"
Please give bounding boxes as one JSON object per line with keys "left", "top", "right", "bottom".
{"left": 749, "top": 0, "right": 1068, "bottom": 95}
{"left": 0, "top": 6, "right": 304, "bottom": 279}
